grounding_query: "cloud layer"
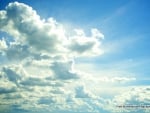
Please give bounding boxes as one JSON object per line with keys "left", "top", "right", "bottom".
{"left": 0, "top": 2, "right": 149, "bottom": 113}
{"left": 0, "top": 2, "right": 104, "bottom": 113}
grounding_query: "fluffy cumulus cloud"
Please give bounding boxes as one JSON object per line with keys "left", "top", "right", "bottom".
{"left": 106, "top": 87, "right": 150, "bottom": 113}
{"left": 0, "top": 2, "right": 104, "bottom": 57}
{"left": 0, "top": 2, "right": 65, "bottom": 53}
{"left": 0, "top": 2, "right": 149, "bottom": 113}
{"left": 0, "top": 2, "right": 104, "bottom": 113}
{"left": 68, "top": 28, "right": 104, "bottom": 56}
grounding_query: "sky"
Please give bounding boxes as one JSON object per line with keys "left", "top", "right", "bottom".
{"left": 0, "top": 0, "right": 150, "bottom": 113}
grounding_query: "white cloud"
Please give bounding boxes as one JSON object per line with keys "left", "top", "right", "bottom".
{"left": 0, "top": 2, "right": 67, "bottom": 54}
{"left": 91, "top": 28, "right": 104, "bottom": 39}
{"left": 104, "top": 86, "right": 150, "bottom": 113}
{"left": 0, "top": 2, "right": 104, "bottom": 57}
{"left": 68, "top": 28, "right": 104, "bottom": 57}
{"left": 0, "top": 38, "right": 7, "bottom": 51}
{"left": 112, "top": 76, "right": 136, "bottom": 83}
{"left": 112, "top": 87, "right": 150, "bottom": 105}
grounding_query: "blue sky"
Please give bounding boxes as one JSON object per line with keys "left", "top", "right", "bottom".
{"left": 0, "top": 0, "right": 150, "bottom": 113}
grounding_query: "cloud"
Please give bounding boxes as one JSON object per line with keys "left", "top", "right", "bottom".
{"left": 0, "top": 38, "right": 7, "bottom": 51}
{"left": 0, "top": 10, "right": 7, "bottom": 28}
{"left": 75, "top": 86, "right": 91, "bottom": 98}
{"left": 68, "top": 28, "right": 104, "bottom": 57}
{"left": 0, "top": 87, "right": 17, "bottom": 94}
{"left": 20, "top": 77, "right": 51, "bottom": 86}
{"left": 50, "top": 60, "right": 79, "bottom": 80}
{"left": 0, "top": 2, "right": 104, "bottom": 57}
{"left": 38, "top": 97, "right": 55, "bottom": 105}
{"left": 0, "top": 65, "right": 28, "bottom": 93}
{"left": 106, "top": 86, "right": 150, "bottom": 113}
{"left": 0, "top": 1, "right": 114, "bottom": 113}
{"left": 0, "top": 2, "right": 149, "bottom": 113}
{"left": 94, "top": 76, "right": 136, "bottom": 84}
{"left": 5, "top": 42, "right": 30, "bottom": 61}
{"left": 112, "top": 87, "right": 150, "bottom": 105}
{"left": 112, "top": 76, "right": 136, "bottom": 83}
{"left": 0, "top": 2, "right": 67, "bottom": 54}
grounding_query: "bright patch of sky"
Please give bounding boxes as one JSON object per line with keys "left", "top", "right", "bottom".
{"left": 0, "top": 0, "right": 150, "bottom": 113}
